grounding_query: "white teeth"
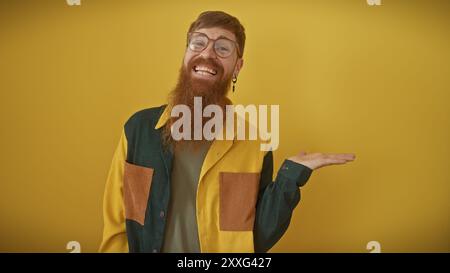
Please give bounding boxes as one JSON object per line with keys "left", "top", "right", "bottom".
{"left": 194, "top": 65, "right": 217, "bottom": 75}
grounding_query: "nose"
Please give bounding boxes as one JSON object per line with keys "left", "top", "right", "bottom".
{"left": 198, "top": 41, "right": 217, "bottom": 59}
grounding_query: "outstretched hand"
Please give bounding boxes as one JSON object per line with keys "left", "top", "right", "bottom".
{"left": 288, "top": 151, "right": 356, "bottom": 171}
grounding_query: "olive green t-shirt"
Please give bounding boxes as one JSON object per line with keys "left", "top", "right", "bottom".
{"left": 161, "top": 140, "right": 212, "bottom": 253}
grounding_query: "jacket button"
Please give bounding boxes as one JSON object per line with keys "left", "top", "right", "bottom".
{"left": 160, "top": 211, "right": 165, "bottom": 218}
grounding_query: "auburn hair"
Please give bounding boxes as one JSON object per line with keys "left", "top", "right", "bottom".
{"left": 187, "top": 11, "right": 246, "bottom": 57}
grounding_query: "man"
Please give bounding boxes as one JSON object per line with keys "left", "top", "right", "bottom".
{"left": 99, "top": 11, "right": 355, "bottom": 253}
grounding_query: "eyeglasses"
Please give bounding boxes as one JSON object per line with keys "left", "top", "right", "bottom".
{"left": 187, "top": 32, "right": 241, "bottom": 58}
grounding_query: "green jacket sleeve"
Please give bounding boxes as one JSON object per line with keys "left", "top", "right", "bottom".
{"left": 254, "top": 151, "right": 313, "bottom": 253}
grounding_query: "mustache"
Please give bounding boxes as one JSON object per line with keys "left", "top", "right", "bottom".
{"left": 187, "top": 56, "right": 224, "bottom": 75}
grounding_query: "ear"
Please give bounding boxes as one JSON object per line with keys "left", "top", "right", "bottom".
{"left": 233, "top": 58, "right": 244, "bottom": 78}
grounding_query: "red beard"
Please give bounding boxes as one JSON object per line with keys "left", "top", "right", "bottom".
{"left": 162, "top": 57, "right": 233, "bottom": 148}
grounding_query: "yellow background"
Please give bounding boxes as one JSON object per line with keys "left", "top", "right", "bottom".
{"left": 0, "top": 0, "right": 449, "bottom": 252}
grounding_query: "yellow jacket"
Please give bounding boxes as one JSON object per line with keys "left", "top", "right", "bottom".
{"left": 99, "top": 105, "right": 312, "bottom": 253}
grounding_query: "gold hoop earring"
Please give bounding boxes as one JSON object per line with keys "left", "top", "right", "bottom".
{"left": 232, "top": 76, "right": 237, "bottom": 92}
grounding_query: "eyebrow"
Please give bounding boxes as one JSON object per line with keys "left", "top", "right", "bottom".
{"left": 196, "top": 32, "right": 236, "bottom": 42}
{"left": 216, "top": 35, "right": 235, "bottom": 41}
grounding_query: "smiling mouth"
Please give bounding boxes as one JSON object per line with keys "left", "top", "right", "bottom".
{"left": 193, "top": 65, "right": 218, "bottom": 76}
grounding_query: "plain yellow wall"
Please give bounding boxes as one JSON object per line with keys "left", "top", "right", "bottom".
{"left": 0, "top": 0, "right": 449, "bottom": 252}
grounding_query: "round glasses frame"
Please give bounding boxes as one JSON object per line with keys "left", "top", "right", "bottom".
{"left": 187, "top": 31, "right": 242, "bottom": 58}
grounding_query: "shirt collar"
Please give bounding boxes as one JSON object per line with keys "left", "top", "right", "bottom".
{"left": 154, "top": 101, "right": 243, "bottom": 141}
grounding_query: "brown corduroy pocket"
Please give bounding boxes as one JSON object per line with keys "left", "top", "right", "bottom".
{"left": 219, "top": 172, "right": 260, "bottom": 231}
{"left": 123, "top": 162, "right": 154, "bottom": 226}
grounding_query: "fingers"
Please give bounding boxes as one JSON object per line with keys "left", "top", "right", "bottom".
{"left": 327, "top": 158, "right": 349, "bottom": 165}
{"left": 324, "top": 153, "right": 356, "bottom": 161}
{"left": 321, "top": 153, "right": 356, "bottom": 166}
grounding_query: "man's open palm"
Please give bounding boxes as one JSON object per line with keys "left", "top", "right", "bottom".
{"left": 288, "top": 152, "right": 356, "bottom": 170}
